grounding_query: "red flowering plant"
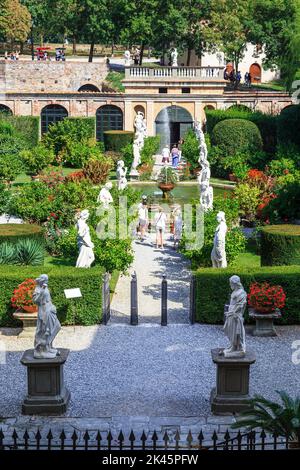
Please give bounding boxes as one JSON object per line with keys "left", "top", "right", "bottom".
{"left": 246, "top": 169, "right": 274, "bottom": 197}
{"left": 38, "top": 166, "right": 65, "bottom": 189}
{"left": 247, "top": 282, "right": 286, "bottom": 314}
{"left": 11, "top": 279, "right": 36, "bottom": 312}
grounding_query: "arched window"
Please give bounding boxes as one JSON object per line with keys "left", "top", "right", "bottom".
{"left": 96, "top": 105, "right": 123, "bottom": 141}
{"left": 41, "top": 104, "right": 68, "bottom": 134}
{"left": 78, "top": 84, "right": 100, "bottom": 92}
{"left": 0, "top": 104, "right": 12, "bottom": 115}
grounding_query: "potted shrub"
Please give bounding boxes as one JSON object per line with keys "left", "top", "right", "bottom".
{"left": 247, "top": 282, "right": 286, "bottom": 336}
{"left": 157, "top": 167, "right": 178, "bottom": 199}
{"left": 12, "top": 279, "right": 38, "bottom": 336}
{"left": 232, "top": 391, "right": 300, "bottom": 449}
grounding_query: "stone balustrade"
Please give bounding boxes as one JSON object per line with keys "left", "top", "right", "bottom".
{"left": 125, "top": 66, "right": 224, "bottom": 80}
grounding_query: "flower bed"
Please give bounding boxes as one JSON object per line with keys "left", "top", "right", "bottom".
{"left": 247, "top": 282, "right": 286, "bottom": 313}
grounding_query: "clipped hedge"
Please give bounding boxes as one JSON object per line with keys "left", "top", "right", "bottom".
{"left": 261, "top": 225, "right": 300, "bottom": 266}
{"left": 0, "top": 115, "right": 39, "bottom": 148}
{"left": 104, "top": 130, "right": 134, "bottom": 152}
{"left": 206, "top": 108, "right": 277, "bottom": 153}
{"left": 277, "top": 105, "right": 300, "bottom": 149}
{"left": 211, "top": 119, "right": 263, "bottom": 155}
{"left": 0, "top": 224, "right": 44, "bottom": 244}
{"left": 0, "top": 265, "right": 104, "bottom": 327}
{"left": 194, "top": 266, "right": 300, "bottom": 325}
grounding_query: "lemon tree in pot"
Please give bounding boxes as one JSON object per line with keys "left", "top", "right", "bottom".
{"left": 157, "top": 167, "right": 178, "bottom": 199}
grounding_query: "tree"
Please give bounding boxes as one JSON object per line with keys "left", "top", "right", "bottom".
{"left": 202, "top": 0, "right": 254, "bottom": 86}
{"left": 251, "top": 0, "right": 300, "bottom": 90}
{"left": 0, "top": 0, "right": 31, "bottom": 44}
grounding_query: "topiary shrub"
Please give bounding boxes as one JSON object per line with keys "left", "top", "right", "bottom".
{"left": 211, "top": 119, "right": 263, "bottom": 156}
{"left": 103, "top": 131, "right": 134, "bottom": 152}
{"left": 277, "top": 105, "right": 300, "bottom": 149}
{"left": 0, "top": 224, "right": 44, "bottom": 244}
{"left": 261, "top": 225, "right": 300, "bottom": 266}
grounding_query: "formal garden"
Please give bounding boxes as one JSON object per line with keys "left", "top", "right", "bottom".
{"left": 0, "top": 102, "right": 300, "bottom": 331}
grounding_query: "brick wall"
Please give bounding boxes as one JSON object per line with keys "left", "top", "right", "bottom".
{"left": 0, "top": 60, "right": 108, "bottom": 93}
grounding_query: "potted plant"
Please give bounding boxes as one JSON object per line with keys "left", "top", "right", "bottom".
{"left": 248, "top": 282, "right": 286, "bottom": 336}
{"left": 157, "top": 167, "right": 178, "bottom": 199}
{"left": 12, "top": 279, "right": 38, "bottom": 337}
{"left": 231, "top": 391, "right": 300, "bottom": 449}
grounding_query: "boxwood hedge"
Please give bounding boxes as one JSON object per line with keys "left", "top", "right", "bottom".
{"left": 104, "top": 130, "right": 134, "bottom": 152}
{"left": 194, "top": 266, "right": 300, "bottom": 325}
{"left": 0, "top": 265, "right": 104, "bottom": 327}
{"left": 0, "top": 224, "right": 44, "bottom": 244}
{"left": 211, "top": 119, "right": 263, "bottom": 155}
{"left": 261, "top": 225, "right": 300, "bottom": 266}
{"left": 206, "top": 108, "right": 277, "bottom": 153}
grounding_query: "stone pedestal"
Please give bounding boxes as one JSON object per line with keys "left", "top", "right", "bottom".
{"left": 13, "top": 311, "right": 38, "bottom": 338}
{"left": 21, "top": 348, "right": 70, "bottom": 415}
{"left": 129, "top": 169, "right": 140, "bottom": 181}
{"left": 248, "top": 308, "right": 281, "bottom": 337}
{"left": 210, "top": 348, "right": 256, "bottom": 415}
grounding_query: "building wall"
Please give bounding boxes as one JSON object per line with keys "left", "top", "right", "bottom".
{"left": 178, "top": 43, "right": 279, "bottom": 83}
{"left": 0, "top": 60, "right": 108, "bottom": 93}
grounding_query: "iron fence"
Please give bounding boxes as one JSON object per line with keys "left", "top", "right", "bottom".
{"left": 0, "top": 428, "right": 291, "bottom": 451}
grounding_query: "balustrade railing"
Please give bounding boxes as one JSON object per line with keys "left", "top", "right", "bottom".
{"left": 125, "top": 66, "right": 224, "bottom": 80}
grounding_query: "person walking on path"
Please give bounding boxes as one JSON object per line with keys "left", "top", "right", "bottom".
{"left": 154, "top": 207, "right": 167, "bottom": 249}
{"left": 173, "top": 206, "right": 183, "bottom": 249}
{"left": 161, "top": 144, "right": 170, "bottom": 164}
{"left": 138, "top": 195, "right": 149, "bottom": 241}
{"left": 171, "top": 145, "right": 180, "bottom": 168}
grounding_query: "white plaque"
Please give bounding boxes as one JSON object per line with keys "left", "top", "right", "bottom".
{"left": 64, "top": 288, "right": 82, "bottom": 299}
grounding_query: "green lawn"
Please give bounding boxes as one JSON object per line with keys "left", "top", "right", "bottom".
{"left": 105, "top": 71, "right": 125, "bottom": 92}
{"left": 254, "top": 81, "right": 286, "bottom": 92}
{"left": 237, "top": 239, "right": 260, "bottom": 268}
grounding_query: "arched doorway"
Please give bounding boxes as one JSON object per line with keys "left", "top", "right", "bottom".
{"left": 0, "top": 104, "right": 12, "bottom": 115}
{"left": 78, "top": 84, "right": 100, "bottom": 92}
{"left": 96, "top": 105, "right": 123, "bottom": 141}
{"left": 41, "top": 104, "right": 68, "bottom": 134}
{"left": 249, "top": 63, "right": 261, "bottom": 83}
{"left": 155, "top": 105, "right": 193, "bottom": 148}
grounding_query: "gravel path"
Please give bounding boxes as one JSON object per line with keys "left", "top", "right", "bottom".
{"left": 1, "top": 324, "right": 300, "bottom": 418}
{"left": 111, "top": 237, "right": 191, "bottom": 324}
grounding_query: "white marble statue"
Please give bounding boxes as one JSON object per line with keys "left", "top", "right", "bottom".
{"left": 211, "top": 211, "right": 227, "bottom": 268}
{"left": 200, "top": 181, "right": 213, "bottom": 212}
{"left": 130, "top": 112, "right": 148, "bottom": 177}
{"left": 33, "top": 274, "right": 61, "bottom": 359}
{"left": 199, "top": 160, "right": 211, "bottom": 184}
{"left": 171, "top": 48, "right": 178, "bottom": 67}
{"left": 124, "top": 50, "right": 131, "bottom": 66}
{"left": 116, "top": 160, "right": 128, "bottom": 190}
{"left": 223, "top": 275, "right": 247, "bottom": 358}
{"left": 76, "top": 210, "right": 95, "bottom": 268}
{"left": 97, "top": 182, "right": 113, "bottom": 209}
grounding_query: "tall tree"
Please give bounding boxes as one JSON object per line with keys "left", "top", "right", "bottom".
{"left": 0, "top": 0, "right": 31, "bottom": 44}
{"left": 202, "top": 0, "right": 254, "bottom": 84}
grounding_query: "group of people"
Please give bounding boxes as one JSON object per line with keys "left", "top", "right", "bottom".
{"left": 161, "top": 139, "right": 184, "bottom": 168}
{"left": 224, "top": 68, "right": 252, "bottom": 87}
{"left": 137, "top": 196, "right": 183, "bottom": 250}
{"left": 55, "top": 49, "right": 66, "bottom": 61}
{"left": 4, "top": 51, "right": 19, "bottom": 61}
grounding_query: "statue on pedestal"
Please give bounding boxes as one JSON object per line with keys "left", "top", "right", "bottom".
{"left": 222, "top": 275, "right": 247, "bottom": 358}
{"left": 76, "top": 209, "right": 95, "bottom": 268}
{"left": 33, "top": 274, "right": 61, "bottom": 359}
{"left": 124, "top": 50, "right": 131, "bottom": 66}
{"left": 116, "top": 160, "right": 128, "bottom": 190}
{"left": 211, "top": 211, "right": 227, "bottom": 268}
{"left": 171, "top": 48, "right": 178, "bottom": 67}
{"left": 97, "top": 182, "right": 113, "bottom": 209}
{"left": 130, "top": 112, "right": 147, "bottom": 177}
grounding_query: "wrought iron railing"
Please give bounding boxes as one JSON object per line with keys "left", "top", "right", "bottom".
{"left": 0, "top": 428, "right": 290, "bottom": 451}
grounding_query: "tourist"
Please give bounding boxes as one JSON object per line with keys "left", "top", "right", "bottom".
{"left": 171, "top": 145, "right": 180, "bottom": 168}
{"left": 161, "top": 145, "right": 170, "bottom": 164}
{"left": 15, "top": 51, "right": 19, "bottom": 61}
{"left": 236, "top": 71, "right": 242, "bottom": 86}
{"left": 138, "top": 195, "right": 149, "bottom": 241}
{"left": 173, "top": 206, "right": 183, "bottom": 249}
{"left": 4, "top": 51, "right": 7, "bottom": 60}
{"left": 178, "top": 138, "right": 184, "bottom": 161}
{"left": 154, "top": 207, "right": 167, "bottom": 249}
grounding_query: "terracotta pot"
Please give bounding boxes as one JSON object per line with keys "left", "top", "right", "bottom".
{"left": 22, "top": 305, "right": 38, "bottom": 313}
